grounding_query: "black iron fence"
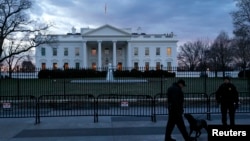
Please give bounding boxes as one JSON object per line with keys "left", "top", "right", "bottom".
{"left": 36, "top": 94, "right": 95, "bottom": 123}
{"left": 0, "top": 92, "right": 249, "bottom": 124}
{"left": 0, "top": 67, "right": 250, "bottom": 123}
{"left": 1, "top": 67, "right": 250, "bottom": 97}
{"left": 96, "top": 94, "right": 154, "bottom": 122}
{"left": 208, "top": 92, "right": 250, "bottom": 120}
{"left": 0, "top": 95, "right": 37, "bottom": 118}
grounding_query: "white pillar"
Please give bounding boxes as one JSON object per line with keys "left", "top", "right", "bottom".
{"left": 113, "top": 41, "right": 117, "bottom": 68}
{"left": 127, "top": 41, "right": 131, "bottom": 68}
{"left": 98, "top": 41, "right": 102, "bottom": 69}
{"left": 83, "top": 41, "right": 87, "bottom": 68}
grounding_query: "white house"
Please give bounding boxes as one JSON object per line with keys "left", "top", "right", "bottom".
{"left": 35, "top": 24, "right": 178, "bottom": 70}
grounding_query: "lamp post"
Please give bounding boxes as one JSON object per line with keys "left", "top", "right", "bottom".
{"left": 215, "top": 57, "right": 218, "bottom": 78}
{"left": 0, "top": 66, "right": 1, "bottom": 96}
{"left": 17, "top": 65, "right": 20, "bottom": 100}
{"left": 160, "top": 64, "right": 163, "bottom": 95}
{"left": 203, "top": 51, "right": 207, "bottom": 94}
{"left": 63, "top": 65, "right": 66, "bottom": 99}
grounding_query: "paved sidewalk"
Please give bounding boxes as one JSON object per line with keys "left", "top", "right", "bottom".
{"left": 0, "top": 114, "right": 250, "bottom": 141}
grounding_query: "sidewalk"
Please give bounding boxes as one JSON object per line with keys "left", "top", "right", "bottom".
{"left": 0, "top": 113, "right": 250, "bottom": 141}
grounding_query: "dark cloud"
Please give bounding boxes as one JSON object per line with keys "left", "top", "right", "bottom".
{"left": 31, "top": 0, "right": 237, "bottom": 45}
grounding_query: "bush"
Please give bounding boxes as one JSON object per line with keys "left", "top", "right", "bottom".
{"left": 238, "top": 70, "right": 250, "bottom": 78}
{"left": 113, "top": 70, "right": 130, "bottom": 77}
{"left": 37, "top": 69, "right": 176, "bottom": 78}
{"left": 143, "top": 70, "right": 175, "bottom": 78}
{"left": 200, "top": 72, "right": 208, "bottom": 78}
{"left": 130, "top": 69, "right": 143, "bottom": 77}
{"left": 38, "top": 69, "right": 52, "bottom": 78}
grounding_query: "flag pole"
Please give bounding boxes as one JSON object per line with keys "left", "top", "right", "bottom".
{"left": 105, "top": 3, "right": 107, "bottom": 24}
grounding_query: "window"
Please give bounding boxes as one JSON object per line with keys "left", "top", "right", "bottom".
{"left": 105, "top": 57, "right": 109, "bottom": 65}
{"left": 53, "top": 63, "right": 57, "bottom": 70}
{"left": 105, "top": 48, "right": 109, "bottom": 55}
{"left": 64, "top": 48, "right": 68, "bottom": 56}
{"left": 118, "top": 48, "right": 122, "bottom": 55}
{"left": 41, "top": 63, "right": 46, "bottom": 70}
{"left": 91, "top": 48, "right": 96, "bottom": 56}
{"left": 156, "top": 62, "right": 161, "bottom": 70}
{"left": 64, "top": 63, "right": 69, "bottom": 70}
{"left": 145, "top": 47, "right": 149, "bottom": 56}
{"left": 41, "top": 48, "right": 46, "bottom": 56}
{"left": 92, "top": 62, "right": 96, "bottom": 70}
{"left": 117, "top": 62, "right": 122, "bottom": 71}
{"left": 75, "top": 62, "right": 80, "bottom": 69}
{"left": 53, "top": 48, "right": 57, "bottom": 56}
{"left": 75, "top": 48, "right": 80, "bottom": 56}
{"left": 156, "top": 48, "right": 160, "bottom": 55}
{"left": 167, "top": 47, "right": 172, "bottom": 56}
{"left": 167, "top": 62, "right": 172, "bottom": 71}
{"left": 134, "top": 47, "right": 138, "bottom": 56}
{"left": 134, "top": 62, "right": 138, "bottom": 70}
{"left": 145, "top": 62, "right": 149, "bottom": 71}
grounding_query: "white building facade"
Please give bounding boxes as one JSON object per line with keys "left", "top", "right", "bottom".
{"left": 35, "top": 24, "right": 178, "bottom": 70}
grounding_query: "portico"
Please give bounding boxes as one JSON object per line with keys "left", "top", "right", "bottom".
{"left": 82, "top": 40, "right": 130, "bottom": 69}
{"left": 81, "top": 24, "right": 131, "bottom": 69}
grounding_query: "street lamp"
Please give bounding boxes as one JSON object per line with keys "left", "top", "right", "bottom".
{"left": 17, "top": 65, "right": 20, "bottom": 100}
{"left": 215, "top": 57, "right": 218, "bottom": 78}
{"left": 160, "top": 64, "right": 163, "bottom": 95}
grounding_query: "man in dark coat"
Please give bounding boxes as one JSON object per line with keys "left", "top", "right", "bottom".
{"left": 165, "top": 79, "right": 193, "bottom": 141}
{"left": 216, "top": 77, "right": 239, "bottom": 126}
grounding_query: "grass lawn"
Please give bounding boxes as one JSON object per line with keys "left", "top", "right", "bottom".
{"left": 0, "top": 77, "right": 249, "bottom": 97}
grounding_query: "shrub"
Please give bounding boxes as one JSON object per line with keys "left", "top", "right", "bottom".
{"left": 38, "top": 68, "right": 176, "bottom": 78}
{"left": 200, "top": 72, "right": 208, "bottom": 78}
{"left": 113, "top": 70, "right": 130, "bottom": 77}
{"left": 130, "top": 69, "right": 143, "bottom": 77}
{"left": 38, "top": 69, "right": 52, "bottom": 78}
{"left": 238, "top": 70, "right": 250, "bottom": 78}
{"left": 143, "top": 70, "right": 175, "bottom": 77}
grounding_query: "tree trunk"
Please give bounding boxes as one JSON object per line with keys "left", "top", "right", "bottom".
{"left": 0, "top": 37, "right": 4, "bottom": 63}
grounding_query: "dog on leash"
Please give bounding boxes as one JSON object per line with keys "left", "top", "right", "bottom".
{"left": 184, "top": 113, "right": 208, "bottom": 138}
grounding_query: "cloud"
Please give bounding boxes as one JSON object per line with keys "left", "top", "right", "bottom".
{"left": 30, "top": 0, "right": 237, "bottom": 46}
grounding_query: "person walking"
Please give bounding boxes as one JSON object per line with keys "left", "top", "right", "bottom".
{"left": 216, "top": 76, "right": 239, "bottom": 126}
{"left": 165, "top": 79, "right": 194, "bottom": 141}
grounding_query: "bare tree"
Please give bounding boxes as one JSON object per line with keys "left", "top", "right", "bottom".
{"left": 3, "top": 39, "right": 27, "bottom": 77}
{"left": 209, "top": 31, "right": 234, "bottom": 77}
{"left": 231, "top": 0, "right": 250, "bottom": 70}
{"left": 206, "top": 49, "right": 219, "bottom": 77}
{"left": 0, "top": 60, "right": 3, "bottom": 70}
{"left": 0, "top": 0, "right": 55, "bottom": 63}
{"left": 21, "top": 54, "right": 35, "bottom": 72}
{"left": 178, "top": 39, "right": 210, "bottom": 71}
{"left": 232, "top": 28, "right": 250, "bottom": 69}
{"left": 231, "top": 0, "right": 250, "bottom": 35}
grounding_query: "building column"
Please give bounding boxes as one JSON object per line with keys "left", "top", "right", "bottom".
{"left": 127, "top": 41, "right": 131, "bottom": 68}
{"left": 113, "top": 41, "right": 117, "bottom": 68}
{"left": 83, "top": 41, "right": 87, "bottom": 68}
{"left": 98, "top": 41, "right": 102, "bottom": 69}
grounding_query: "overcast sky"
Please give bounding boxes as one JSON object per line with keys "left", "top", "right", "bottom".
{"left": 30, "top": 0, "right": 237, "bottom": 46}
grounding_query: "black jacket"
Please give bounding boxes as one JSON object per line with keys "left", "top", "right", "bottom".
{"left": 167, "top": 83, "right": 184, "bottom": 114}
{"left": 215, "top": 82, "right": 239, "bottom": 104}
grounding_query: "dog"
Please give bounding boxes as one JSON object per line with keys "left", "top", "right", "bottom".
{"left": 184, "top": 113, "right": 208, "bottom": 139}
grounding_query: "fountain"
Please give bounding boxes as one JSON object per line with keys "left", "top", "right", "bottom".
{"left": 71, "top": 63, "right": 147, "bottom": 83}
{"left": 106, "top": 63, "right": 114, "bottom": 81}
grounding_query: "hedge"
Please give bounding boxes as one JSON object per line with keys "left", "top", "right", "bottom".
{"left": 238, "top": 70, "right": 250, "bottom": 78}
{"left": 38, "top": 69, "right": 176, "bottom": 79}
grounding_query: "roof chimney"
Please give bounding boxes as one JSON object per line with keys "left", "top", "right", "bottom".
{"left": 72, "top": 27, "right": 76, "bottom": 34}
